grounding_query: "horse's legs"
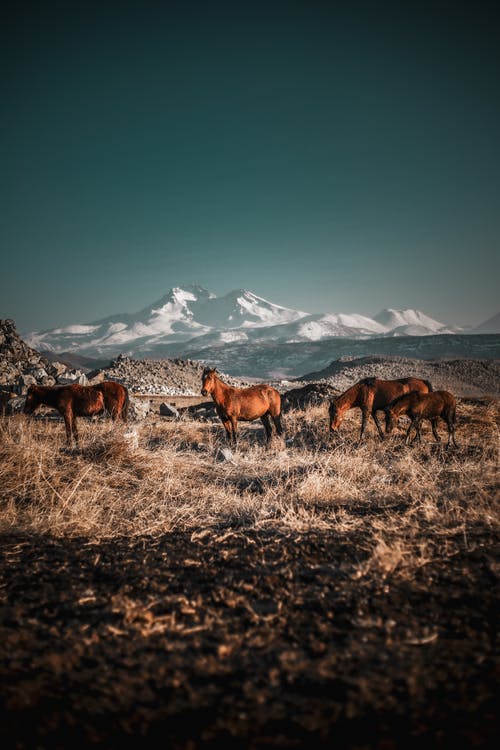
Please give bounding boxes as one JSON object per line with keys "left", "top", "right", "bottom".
{"left": 261, "top": 414, "right": 273, "bottom": 444}
{"left": 446, "top": 412, "right": 458, "bottom": 448}
{"left": 222, "top": 419, "right": 233, "bottom": 444}
{"left": 358, "top": 409, "right": 369, "bottom": 442}
{"left": 72, "top": 415, "right": 79, "bottom": 445}
{"left": 272, "top": 413, "right": 283, "bottom": 437}
{"left": 230, "top": 416, "right": 239, "bottom": 446}
{"left": 371, "top": 409, "right": 385, "bottom": 440}
{"left": 63, "top": 409, "right": 74, "bottom": 445}
{"left": 431, "top": 418, "right": 441, "bottom": 442}
{"left": 405, "top": 420, "right": 415, "bottom": 445}
{"left": 415, "top": 418, "right": 423, "bottom": 444}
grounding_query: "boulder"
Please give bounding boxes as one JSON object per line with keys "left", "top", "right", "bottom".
{"left": 48, "top": 361, "right": 69, "bottom": 377}
{"left": 159, "top": 402, "right": 179, "bottom": 418}
{"left": 4, "top": 396, "right": 26, "bottom": 414}
{"left": 281, "top": 383, "right": 339, "bottom": 412}
{"left": 128, "top": 397, "right": 151, "bottom": 421}
{"left": 57, "top": 370, "right": 88, "bottom": 386}
{"left": 87, "top": 370, "right": 106, "bottom": 385}
{"left": 27, "top": 367, "right": 48, "bottom": 380}
{"left": 16, "top": 373, "right": 37, "bottom": 394}
{"left": 214, "top": 447, "right": 236, "bottom": 463}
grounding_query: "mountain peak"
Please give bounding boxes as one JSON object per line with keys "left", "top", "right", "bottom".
{"left": 374, "top": 308, "right": 446, "bottom": 332}
{"left": 25, "top": 289, "right": 459, "bottom": 358}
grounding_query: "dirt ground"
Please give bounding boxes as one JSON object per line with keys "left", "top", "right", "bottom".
{"left": 0, "top": 525, "right": 498, "bottom": 749}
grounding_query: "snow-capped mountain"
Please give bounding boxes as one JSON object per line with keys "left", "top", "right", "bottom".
{"left": 26, "top": 286, "right": 460, "bottom": 358}
{"left": 373, "top": 308, "right": 457, "bottom": 336}
{"left": 27, "top": 286, "right": 308, "bottom": 355}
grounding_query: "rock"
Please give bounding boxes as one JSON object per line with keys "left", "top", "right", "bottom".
{"left": 16, "top": 373, "right": 37, "bottom": 394}
{"left": 214, "top": 447, "right": 236, "bottom": 463}
{"left": 177, "top": 401, "right": 218, "bottom": 420}
{"left": 5, "top": 396, "right": 26, "bottom": 414}
{"left": 0, "top": 390, "right": 17, "bottom": 413}
{"left": 48, "top": 361, "right": 68, "bottom": 377}
{"left": 87, "top": 371, "right": 106, "bottom": 385}
{"left": 128, "top": 397, "right": 151, "bottom": 421}
{"left": 27, "top": 367, "right": 48, "bottom": 380}
{"left": 123, "top": 428, "right": 139, "bottom": 449}
{"left": 159, "top": 402, "right": 179, "bottom": 418}
{"left": 281, "top": 383, "right": 339, "bottom": 411}
{"left": 57, "top": 370, "right": 88, "bottom": 386}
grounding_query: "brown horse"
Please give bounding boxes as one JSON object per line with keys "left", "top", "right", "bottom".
{"left": 24, "top": 384, "right": 105, "bottom": 445}
{"left": 93, "top": 381, "right": 129, "bottom": 421}
{"left": 329, "top": 377, "right": 433, "bottom": 442}
{"left": 201, "top": 368, "right": 283, "bottom": 445}
{"left": 384, "top": 390, "right": 458, "bottom": 447}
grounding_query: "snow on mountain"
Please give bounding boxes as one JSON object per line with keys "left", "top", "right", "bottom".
{"left": 26, "top": 288, "right": 459, "bottom": 358}
{"left": 374, "top": 308, "right": 449, "bottom": 333}
{"left": 27, "top": 286, "right": 308, "bottom": 355}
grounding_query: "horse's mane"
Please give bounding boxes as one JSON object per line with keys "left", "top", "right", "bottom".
{"left": 360, "top": 377, "right": 377, "bottom": 387}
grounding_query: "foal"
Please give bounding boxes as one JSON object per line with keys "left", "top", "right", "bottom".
{"left": 24, "top": 384, "right": 105, "bottom": 445}
{"left": 201, "top": 368, "right": 283, "bottom": 446}
{"left": 329, "top": 377, "right": 433, "bottom": 442}
{"left": 384, "top": 390, "right": 458, "bottom": 447}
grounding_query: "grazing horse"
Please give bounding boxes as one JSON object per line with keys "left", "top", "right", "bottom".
{"left": 384, "top": 390, "right": 458, "bottom": 447}
{"left": 24, "top": 384, "right": 105, "bottom": 445}
{"left": 329, "top": 377, "right": 433, "bottom": 442}
{"left": 93, "top": 381, "right": 129, "bottom": 421}
{"left": 201, "top": 368, "right": 283, "bottom": 446}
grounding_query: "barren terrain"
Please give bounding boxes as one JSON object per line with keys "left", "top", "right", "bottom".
{"left": 0, "top": 398, "right": 498, "bottom": 748}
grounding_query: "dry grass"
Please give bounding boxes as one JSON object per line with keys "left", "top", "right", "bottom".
{"left": 0, "top": 399, "right": 498, "bottom": 577}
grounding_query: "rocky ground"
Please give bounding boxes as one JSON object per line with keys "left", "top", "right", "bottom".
{"left": 0, "top": 319, "right": 90, "bottom": 400}
{"left": 0, "top": 528, "right": 497, "bottom": 749}
{"left": 0, "top": 323, "right": 498, "bottom": 748}
{"left": 301, "top": 355, "right": 500, "bottom": 398}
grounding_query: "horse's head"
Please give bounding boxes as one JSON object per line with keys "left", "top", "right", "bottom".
{"left": 23, "top": 385, "right": 39, "bottom": 414}
{"left": 384, "top": 406, "right": 397, "bottom": 434}
{"left": 329, "top": 400, "right": 342, "bottom": 432}
{"left": 201, "top": 368, "right": 217, "bottom": 396}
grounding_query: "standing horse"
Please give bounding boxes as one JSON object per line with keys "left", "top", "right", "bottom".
{"left": 24, "top": 384, "right": 105, "bottom": 445}
{"left": 329, "top": 377, "right": 433, "bottom": 442}
{"left": 384, "top": 390, "right": 458, "bottom": 447}
{"left": 93, "top": 381, "right": 129, "bottom": 421}
{"left": 201, "top": 368, "right": 283, "bottom": 446}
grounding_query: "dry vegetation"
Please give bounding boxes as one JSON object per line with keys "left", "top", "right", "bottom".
{"left": 1, "top": 401, "right": 498, "bottom": 557}
{"left": 0, "top": 400, "right": 498, "bottom": 748}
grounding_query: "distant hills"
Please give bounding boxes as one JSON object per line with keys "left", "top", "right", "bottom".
{"left": 26, "top": 285, "right": 496, "bottom": 361}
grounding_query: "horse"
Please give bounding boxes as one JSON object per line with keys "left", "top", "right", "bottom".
{"left": 201, "top": 367, "right": 283, "bottom": 446}
{"left": 384, "top": 390, "right": 458, "bottom": 447}
{"left": 24, "top": 384, "right": 105, "bottom": 445}
{"left": 329, "top": 377, "right": 433, "bottom": 442}
{"left": 93, "top": 381, "right": 129, "bottom": 421}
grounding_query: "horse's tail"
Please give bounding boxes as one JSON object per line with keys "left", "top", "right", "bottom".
{"left": 122, "top": 386, "right": 129, "bottom": 422}
{"left": 423, "top": 379, "right": 433, "bottom": 392}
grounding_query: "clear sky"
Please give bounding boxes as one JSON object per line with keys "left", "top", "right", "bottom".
{"left": 1, "top": 0, "right": 499, "bottom": 333}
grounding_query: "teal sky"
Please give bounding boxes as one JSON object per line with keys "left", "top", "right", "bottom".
{"left": 1, "top": 1, "right": 499, "bottom": 332}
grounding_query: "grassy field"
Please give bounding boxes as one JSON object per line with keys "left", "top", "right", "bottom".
{"left": 0, "top": 400, "right": 498, "bottom": 748}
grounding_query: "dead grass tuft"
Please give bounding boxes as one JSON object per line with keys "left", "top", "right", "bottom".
{"left": 0, "top": 398, "right": 498, "bottom": 578}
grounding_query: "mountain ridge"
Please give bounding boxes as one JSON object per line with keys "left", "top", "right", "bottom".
{"left": 25, "top": 285, "right": 490, "bottom": 359}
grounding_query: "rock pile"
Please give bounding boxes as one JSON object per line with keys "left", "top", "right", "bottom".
{"left": 281, "top": 383, "right": 339, "bottom": 412}
{"left": 90, "top": 355, "right": 250, "bottom": 396}
{"left": 0, "top": 319, "right": 87, "bottom": 398}
{"left": 299, "top": 355, "right": 500, "bottom": 398}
